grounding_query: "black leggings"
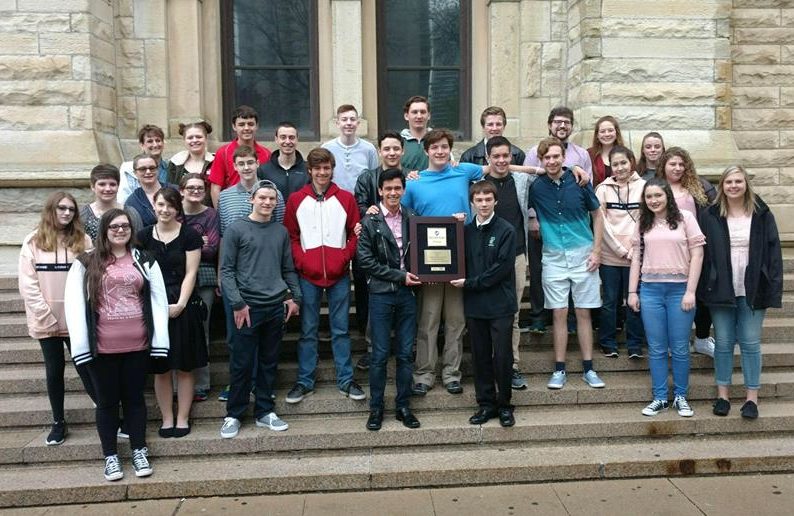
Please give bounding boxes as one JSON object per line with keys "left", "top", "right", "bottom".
{"left": 694, "top": 300, "right": 712, "bottom": 339}
{"left": 87, "top": 350, "right": 148, "bottom": 456}
{"left": 39, "top": 337, "right": 96, "bottom": 422}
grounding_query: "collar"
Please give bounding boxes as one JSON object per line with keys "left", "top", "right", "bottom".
{"left": 380, "top": 202, "right": 402, "bottom": 218}
{"left": 476, "top": 212, "right": 495, "bottom": 228}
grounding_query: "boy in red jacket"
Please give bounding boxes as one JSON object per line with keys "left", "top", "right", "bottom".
{"left": 283, "top": 148, "right": 364, "bottom": 403}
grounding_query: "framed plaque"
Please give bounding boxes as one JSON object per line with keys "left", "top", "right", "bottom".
{"left": 408, "top": 216, "right": 465, "bottom": 282}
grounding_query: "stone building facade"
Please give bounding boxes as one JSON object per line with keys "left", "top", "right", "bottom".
{"left": 1, "top": 0, "right": 793, "bottom": 246}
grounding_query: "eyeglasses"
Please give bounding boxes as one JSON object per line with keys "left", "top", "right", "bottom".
{"left": 135, "top": 165, "right": 158, "bottom": 172}
{"left": 108, "top": 223, "right": 131, "bottom": 232}
{"left": 184, "top": 186, "right": 205, "bottom": 193}
{"left": 56, "top": 205, "right": 76, "bottom": 213}
{"left": 551, "top": 119, "right": 572, "bottom": 126}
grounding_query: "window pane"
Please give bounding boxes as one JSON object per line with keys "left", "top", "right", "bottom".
{"left": 233, "top": 0, "right": 311, "bottom": 67}
{"left": 384, "top": 70, "right": 460, "bottom": 135}
{"left": 382, "top": 0, "right": 460, "bottom": 67}
{"left": 234, "top": 69, "right": 313, "bottom": 135}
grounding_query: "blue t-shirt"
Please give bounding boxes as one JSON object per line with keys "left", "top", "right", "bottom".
{"left": 402, "top": 162, "right": 482, "bottom": 222}
{"left": 528, "top": 168, "right": 600, "bottom": 267}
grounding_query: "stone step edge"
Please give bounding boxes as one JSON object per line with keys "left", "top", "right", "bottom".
{"left": 5, "top": 400, "right": 794, "bottom": 466}
{"left": 1, "top": 433, "right": 793, "bottom": 508}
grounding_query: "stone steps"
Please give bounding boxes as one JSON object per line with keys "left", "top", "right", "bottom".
{"left": 3, "top": 341, "right": 793, "bottom": 394}
{"left": 1, "top": 431, "right": 793, "bottom": 508}
{"left": 0, "top": 368, "right": 792, "bottom": 428}
{"left": 5, "top": 399, "right": 794, "bottom": 467}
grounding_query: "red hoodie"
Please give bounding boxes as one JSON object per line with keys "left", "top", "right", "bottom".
{"left": 284, "top": 182, "right": 359, "bottom": 287}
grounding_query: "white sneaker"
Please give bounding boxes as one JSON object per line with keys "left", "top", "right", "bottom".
{"left": 256, "top": 412, "right": 289, "bottom": 432}
{"left": 642, "top": 399, "right": 669, "bottom": 416}
{"left": 673, "top": 395, "right": 694, "bottom": 417}
{"left": 547, "top": 370, "right": 567, "bottom": 389}
{"left": 582, "top": 370, "right": 605, "bottom": 388}
{"left": 220, "top": 417, "right": 241, "bottom": 439}
{"left": 693, "top": 336, "right": 715, "bottom": 357}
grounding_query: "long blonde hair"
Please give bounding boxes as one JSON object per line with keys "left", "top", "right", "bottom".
{"left": 657, "top": 147, "right": 707, "bottom": 206}
{"left": 716, "top": 165, "right": 756, "bottom": 218}
{"left": 33, "top": 192, "right": 87, "bottom": 254}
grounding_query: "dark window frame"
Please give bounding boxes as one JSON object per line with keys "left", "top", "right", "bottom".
{"left": 375, "top": 0, "right": 471, "bottom": 139}
{"left": 220, "top": 0, "right": 321, "bottom": 140}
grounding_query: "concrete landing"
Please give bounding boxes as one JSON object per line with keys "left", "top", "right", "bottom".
{"left": 2, "top": 473, "right": 792, "bottom": 515}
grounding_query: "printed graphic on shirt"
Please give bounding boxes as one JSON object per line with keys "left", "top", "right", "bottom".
{"left": 99, "top": 256, "right": 144, "bottom": 321}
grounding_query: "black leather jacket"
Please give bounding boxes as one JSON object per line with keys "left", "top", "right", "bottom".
{"left": 354, "top": 167, "right": 407, "bottom": 218}
{"left": 356, "top": 205, "right": 416, "bottom": 294}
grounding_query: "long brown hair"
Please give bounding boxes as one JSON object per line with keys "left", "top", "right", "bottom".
{"left": 82, "top": 209, "right": 137, "bottom": 309}
{"left": 656, "top": 147, "right": 707, "bottom": 206}
{"left": 636, "top": 132, "right": 665, "bottom": 177}
{"left": 638, "top": 178, "right": 682, "bottom": 234}
{"left": 590, "top": 115, "right": 625, "bottom": 154}
{"left": 34, "top": 192, "right": 87, "bottom": 254}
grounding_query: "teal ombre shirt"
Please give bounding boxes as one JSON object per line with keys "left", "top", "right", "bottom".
{"left": 401, "top": 162, "right": 483, "bottom": 223}
{"left": 528, "top": 168, "right": 600, "bottom": 268}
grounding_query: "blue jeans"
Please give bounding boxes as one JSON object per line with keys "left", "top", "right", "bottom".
{"left": 368, "top": 286, "right": 417, "bottom": 411}
{"left": 226, "top": 304, "right": 283, "bottom": 420}
{"left": 640, "top": 282, "right": 695, "bottom": 400}
{"left": 297, "top": 276, "right": 354, "bottom": 390}
{"left": 598, "top": 265, "right": 643, "bottom": 351}
{"left": 710, "top": 297, "right": 765, "bottom": 390}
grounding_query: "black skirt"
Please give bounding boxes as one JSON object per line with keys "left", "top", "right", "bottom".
{"left": 150, "top": 289, "right": 208, "bottom": 374}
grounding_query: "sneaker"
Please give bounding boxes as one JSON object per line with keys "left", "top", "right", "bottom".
{"left": 741, "top": 400, "right": 759, "bottom": 420}
{"left": 693, "top": 336, "right": 715, "bottom": 358}
{"left": 628, "top": 349, "right": 643, "bottom": 359}
{"left": 582, "top": 370, "right": 606, "bottom": 388}
{"left": 547, "top": 370, "right": 567, "bottom": 389}
{"left": 218, "top": 385, "right": 230, "bottom": 402}
{"left": 642, "top": 399, "right": 669, "bottom": 416}
{"left": 340, "top": 381, "right": 366, "bottom": 400}
{"left": 712, "top": 398, "right": 731, "bottom": 416}
{"left": 193, "top": 389, "right": 209, "bottom": 402}
{"left": 528, "top": 321, "right": 547, "bottom": 334}
{"left": 285, "top": 383, "right": 314, "bottom": 404}
{"left": 511, "top": 370, "right": 528, "bottom": 390}
{"left": 356, "top": 353, "right": 370, "bottom": 371}
{"left": 256, "top": 412, "right": 289, "bottom": 432}
{"left": 131, "top": 447, "right": 152, "bottom": 477}
{"left": 117, "top": 426, "right": 129, "bottom": 440}
{"left": 220, "top": 417, "right": 241, "bottom": 439}
{"left": 673, "top": 395, "right": 694, "bottom": 417}
{"left": 45, "top": 420, "right": 66, "bottom": 446}
{"left": 601, "top": 346, "right": 618, "bottom": 358}
{"left": 103, "top": 454, "right": 123, "bottom": 481}
{"left": 567, "top": 321, "right": 577, "bottom": 335}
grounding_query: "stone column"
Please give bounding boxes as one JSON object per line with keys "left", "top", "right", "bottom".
{"left": 167, "top": 0, "right": 204, "bottom": 135}
{"left": 328, "top": 0, "right": 366, "bottom": 136}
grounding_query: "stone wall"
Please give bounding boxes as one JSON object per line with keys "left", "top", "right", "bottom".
{"left": 0, "top": 0, "right": 119, "bottom": 169}
{"left": 731, "top": 0, "right": 794, "bottom": 237}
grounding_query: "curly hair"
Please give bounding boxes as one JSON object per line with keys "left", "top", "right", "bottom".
{"left": 656, "top": 147, "right": 707, "bottom": 206}
{"left": 638, "top": 178, "right": 682, "bottom": 234}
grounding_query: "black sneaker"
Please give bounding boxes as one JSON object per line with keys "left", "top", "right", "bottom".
{"left": 285, "top": 383, "right": 314, "bottom": 404}
{"left": 45, "top": 420, "right": 66, "bottom": 446}
{"left": 601, "top": 346, "right": 618, "bottom": 358}
{"left": 340, "top": 381, "right": 366, "bottom": 400}
{"left": 712, "top": 398, "right": 731, "bottom": 416}
{"left": 131, "top": 447, "right": 152, "bottom": 477}
{"left": 628, "top": 349, "right": 643, "bottom": 359}
{"left": 740, "top": 400, "right": 759, "bottom": 419}
{"left": 356, "top": 353, "right": 370, "bottom": 371}
{"left": 103, "top": 454, "right": 123, "bottom": 481}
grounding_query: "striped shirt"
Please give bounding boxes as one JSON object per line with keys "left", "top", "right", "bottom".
{"left": 218, "top": 182, "right": 285, "bottom": 236}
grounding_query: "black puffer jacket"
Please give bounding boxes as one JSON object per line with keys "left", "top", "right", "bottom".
{"left": 356, "top": 205, "right": 416, "bottom": 294}
{"left": 697, "top": 198, "right": 783, "bottom": 310}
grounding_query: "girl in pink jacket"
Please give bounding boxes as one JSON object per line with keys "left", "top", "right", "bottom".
{"left": 18, "top": 192, "right": 96, "bottom": 445}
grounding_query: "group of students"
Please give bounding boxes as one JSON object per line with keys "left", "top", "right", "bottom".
{"left": 17, "top": 98, "right": 782, "bottom": 483}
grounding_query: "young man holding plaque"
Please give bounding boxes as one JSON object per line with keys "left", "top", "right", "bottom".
{"left": 451, "top": 181, "right": 518, "bottom": 427}
{"left": 528, "top": 137, "right": 606, "bottom": 391}
{"left": 401, "top": 129, "right": 483, "bottom": 395}
{"left": 356, "top": 168, "right": 421, "bottom": 431}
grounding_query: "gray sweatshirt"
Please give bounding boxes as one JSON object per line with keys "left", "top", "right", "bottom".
{"left": 221, "top": 218, "right": 301, "bottom": 310}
